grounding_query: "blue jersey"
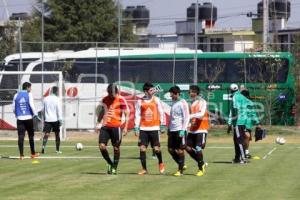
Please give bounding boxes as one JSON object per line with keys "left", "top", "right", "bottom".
{"left": 14, "top": 91, "right": 33, "bottom": 118}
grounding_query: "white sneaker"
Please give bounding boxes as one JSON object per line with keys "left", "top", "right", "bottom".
{"left": 56, "top": 151, "right": 62, "bottom": 154}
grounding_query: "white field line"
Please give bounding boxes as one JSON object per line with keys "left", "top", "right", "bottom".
{"left": 0, "top": 145, "right": 264, "bottom": 149}
{"left": 262, "top": 147, "right": 277, "bottom": 160}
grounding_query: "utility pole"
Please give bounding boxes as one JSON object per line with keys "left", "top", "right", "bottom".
{"left": 263, "top": 0, "right": 269, "bottom": 51}
{"left": 194, "top": 0, "right": 199, "bottom": 84}
{"left": 2, "top": 0, "right": 10, "bottom": 20}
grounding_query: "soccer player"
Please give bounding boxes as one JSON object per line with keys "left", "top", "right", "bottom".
{"left": 134, "top": 82, "right": 166, "bottom": 175}
{"left": 167, "top": 86, "right": 189, "bottom": 176}
{"left": 241, "top": 89, "right": 261, "bottom": 158}
{"left": 228, "top": 83, "right": 249, "bottom": 164}
{"left": 186, "top": 85, "right": 209, "bottom": 176}
{"left": 41, "top": 86, "right": 63, "bottom": 154}
{"left": 96, "top": 84, "right": 129, "bottom": 175}
{"left": 13, "top": 82, "right": 40, "bottom": 160}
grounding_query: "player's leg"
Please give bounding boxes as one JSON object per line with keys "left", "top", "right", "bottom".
{"left": 195, "top": 133, "right": 206, "bottom": 175}
{"left": 235, "top": 125, "right": 246, "bottom": 163}
{"left": 17, "top": 120, "right": 26, "bottom": 159}
{"left": 150, "top": 131, "right": 165, "bottom": 174}
{"left": 176, "top": 132, "right": 186, "bottom": 175}
{"left": 53, "top": 121, "right": 61, "bottom": 153}
{"left": 244, "top": 130, "right": 251, "bottom": 158}
{"left": 98, "top": 127, "right": 113, "bottom": 173}
{"left": 168, "top": 131, "right": 179, "bottom": 164}
{"left": 232, "top": 126, "right": 241, "bottom": 163}
{"left": 186, "top": 133, "right": 198, "bottom": 161}
{"left": 111, "top": 127, "right": 122, "bottom": 173}
{"left": 41, "top": 122, "right": 52, "bottom": 154}
{"left": 138, "top": 130, "right": 148, "bottom": 174}
{"left": 25, "top": 119, "right": 38, "bottom": 158}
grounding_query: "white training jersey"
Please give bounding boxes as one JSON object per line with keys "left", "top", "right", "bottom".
{"left": 43, "top": 95, "right": 62, "bottom": 122}
{"left": 169, "top": 98, "right": 190, "bottom": 131}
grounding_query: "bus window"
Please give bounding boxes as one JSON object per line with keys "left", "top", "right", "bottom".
{"left": 198, "top": 58, "right": 227, "bottom": 83}
{"left": 174, "top": 60, "right": 194, "bottom": 83}
{"left": 98, "top": 58, "right": 118, "bottom": 83}
{"left": 8, "top": 58, "right": 40, "bottom": 71}
{"left": 246, "top": 58, "right": 289, "bottom": 83}
{"left": 30, "top": 61, "right": 64, "bottom": 83}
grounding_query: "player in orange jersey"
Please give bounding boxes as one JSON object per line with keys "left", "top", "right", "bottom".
{"left": 135, "top": 82, "right": 166, "bottom": 175}
{"left": 96, "top": 84, "right": 129, "bottom": 175}
{"left": 186, "top": 85, "right": 209, "bottom": 176}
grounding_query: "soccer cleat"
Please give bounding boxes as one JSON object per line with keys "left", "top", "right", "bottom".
{"left": 30, "top": 153, "right": 40, "bottom": 159}
{"left": 173, "top": 170, "right": 183, "bottom": 177}
{"left": 201, "top": 163, "right": 206, "bottom": 174}
{"left": 138, "top": 169, "right": 148, "bottom": 175}
{"left": 19, "top": 155, "right": 24, "bottom": 160}
{"left": 183, "top": 165, "right": 187, "bottom": 171}
{"left": 232, "top": 158, "right": 241, "bottom": 164}
{"left": 159, "top": 163, "right": 165, "bottom": 174}
{"left": 111, "top": 168, "right": 117, "bottom": 175}
{"left": 196, "top": 170, "right": 204, "bottom": 177}
{"left": 107, "top": 165, "right": 112, "bottom": 174}
{"left": 246, "top": 154, "right": 252, "bottom": 159}
{"left": 56, "top": 151, "right": 62, "bottom": 154}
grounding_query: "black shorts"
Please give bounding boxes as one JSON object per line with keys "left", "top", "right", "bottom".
{"left": 167, "top": 131, "right": 186, "bottom": 150}
{"left": 99, "top": 126, "right": 122, "bottom": 147}
{"left": 138, "top": 130, "right": 160, "bottom": 147}
{"left": 187, "top": 133, "right": 207, "bottom": 149}
{"left": 43, "top": 121, "right": 60, "bottom": 133}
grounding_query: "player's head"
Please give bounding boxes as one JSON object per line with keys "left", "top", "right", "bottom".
{"left": 169, "top": 85, "right": 181, "bottom": 100}
{"left": 51, "top": 86, "right": 59, "bottom": 96}
{"left": 107, "top": 83, "right": 118, "bottom": 98}
{"left": 22, "top": 82, "right": 31, "bottom": 92}
{"left": 189, "top": 85, "right": 200, "bottom": 99}
{"left": 143, "top": 82, "right": 154, "bottom": 96}
{"left": 241, "top": 89, "right": 250, "bottom": 99}
{"left": 230, "top": 83, "right": 239, "bottom": 93}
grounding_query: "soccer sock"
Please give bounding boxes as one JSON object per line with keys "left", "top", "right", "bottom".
{"left": 100, "top": 149, "right": 113, "bottom": 166}
{"left": 155, "top": 150, "right": 163, "bottom": 164}
{"left": 18, "top": 134, "right": 25, "bottom": 156}
{"left": 169, "top": 150, "right": 179, "bottom": 164}
{"left": 196, "top": 151, "right": 205, "bottom": 170}
{"left": 55, "top": 132, "right": 60, "bottom": 151}
{"left": 113, "top": 148, "right": 120, "bottom": 169}
{"left": 140, "top": 151, "right": 147, "bottom": 170}
{"left": 178, "top": 153, "right": 185, "bottom": 172}
{"left": 42, "top": 134, "right": 49, "bottom": 151}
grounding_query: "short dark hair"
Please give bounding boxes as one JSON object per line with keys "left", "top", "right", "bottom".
{"left": 107, "top": 83, "right": 118, "bottom": 94}
{"left": 22, "top": 82, "right": 31, "bottom": 90}
{"left": 241, "top": 89, "right": 250, "bottom": 99}
{"left": 52, "top": 86, "right": 58, "bottom": 95}
{"left": 189, "top": 85, "right": 200, "bottom": 95}
{"left": 169, "top": 86, "right": 180, "bottom": 95}
{"left": 143, "top": 82, "right": 154, "bottom": 92}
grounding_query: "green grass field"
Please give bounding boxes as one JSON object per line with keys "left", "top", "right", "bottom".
{"left": 0, "top": 128, "right": 300, "bottom": 200}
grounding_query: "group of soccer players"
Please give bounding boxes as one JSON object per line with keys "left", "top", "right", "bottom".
{"left": 95, "top": 83, "right": 209, "bottom": 176}
{"left": 13, "top": 81, "right": 260, "bottom": 176}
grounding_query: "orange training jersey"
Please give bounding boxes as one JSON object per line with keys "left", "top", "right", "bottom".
{"left": 189, "top": 98, "right": 209, "bottom": 133}
{"left": 102, "top": 95, "right": 128, "bottom": 128}
{"left": 135, "top": 96, "right": 165, "bottom": 131}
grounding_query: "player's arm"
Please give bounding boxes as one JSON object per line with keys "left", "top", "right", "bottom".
{"left": 121, "top": 98, "right": 130, "bottom": 136}
{"left": 29, "top": 93, "right": 38, "bottom": 118}
{"left": 156, "top": 97, "right": 166, "bottom": 126}
{"left": 181, "top": 100, "right": 190, "bottom": 131}
{"left": 134, "top": 100, "right": 141, "bottom": 135}
{"left": 12, "top": 94, "right": 17, "bottom": 115}
{"left": 95, "top": 102, "right": 105, "bottom": 129}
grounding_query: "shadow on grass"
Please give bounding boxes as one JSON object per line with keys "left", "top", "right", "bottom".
{"left": 212, "top": 161, "right": 233, "bottom": 164}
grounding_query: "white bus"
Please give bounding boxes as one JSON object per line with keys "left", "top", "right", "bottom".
{"left": 0, "top": 48, "right": 199, "bottom": 129}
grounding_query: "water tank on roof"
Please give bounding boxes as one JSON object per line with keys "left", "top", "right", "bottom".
{"left": 124, "top": 6, "right": 135, "bottom": 18}
{"left": 200, "top": 2, "right": 217, "bottom": 21}
{"left": 257, "top": 0, "right": 290, "bottom": 19}
{"left": 187, "top": 3, "right": 217, "bottom": 21}
{"left": 133, "top": 5, "right": 150, "bottom": 26}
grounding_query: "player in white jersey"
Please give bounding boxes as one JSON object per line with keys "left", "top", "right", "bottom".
{"left": 41, "top": 86, "right": 63, "bottom": 154}
{"left": 167, "top": 86, "right": 190, "bottom": 176}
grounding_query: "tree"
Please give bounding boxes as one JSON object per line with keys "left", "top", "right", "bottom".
{"left": 22, "top": 0, "right": 137, "bottom": 51}
{"left": 0, "top": 23, "right": 18, "bottom": 61}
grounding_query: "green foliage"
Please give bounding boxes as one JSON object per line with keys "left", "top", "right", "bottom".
{"left": 22, "top": 0, "right": 137, "bottom": 51}
{"left": 0, "top": 23, "right": 17, "bottom": 61}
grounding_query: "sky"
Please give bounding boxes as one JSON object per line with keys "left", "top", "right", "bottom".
{"left": 1, "top": 0, "right": 300, "bottom": 34}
